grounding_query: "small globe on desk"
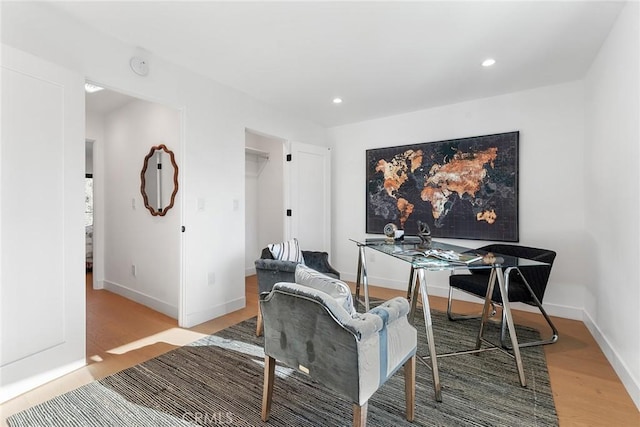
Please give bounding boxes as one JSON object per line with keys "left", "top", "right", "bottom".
{"left": 383, "top": 223, "right": 397, "bottom": 242}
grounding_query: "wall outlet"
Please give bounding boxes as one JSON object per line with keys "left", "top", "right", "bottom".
{"left": 208, "top": 272, "right": 215, "bottom": 286}
{"left": 131, "top": 264, "right": 137, "bottom": 277}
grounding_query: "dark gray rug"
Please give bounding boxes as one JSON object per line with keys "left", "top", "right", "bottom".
{"left": 7, "top": 311, "right": 558, "bottom": 426}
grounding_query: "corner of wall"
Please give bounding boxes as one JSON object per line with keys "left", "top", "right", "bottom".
{"left": 582, "top": 309, "right": 640, "bottom": 410}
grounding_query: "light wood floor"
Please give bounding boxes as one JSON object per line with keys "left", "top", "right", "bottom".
{"left": 1, "top": 275, "right": 638, "bottom": 426}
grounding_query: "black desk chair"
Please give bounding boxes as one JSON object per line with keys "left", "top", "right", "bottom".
{"left": 447, "top": 244, "right": 558, "bottom": 348}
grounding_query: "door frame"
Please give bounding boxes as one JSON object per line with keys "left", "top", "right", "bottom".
{"left": 83, "top": 81, "right": 187, "bottom": 325}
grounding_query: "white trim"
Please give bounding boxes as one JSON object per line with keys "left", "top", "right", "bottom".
{"left": 283, "top": 140, "right": 292, "bottom": 242}
{"left": 0, "top": 359, "right": 86, "bottom": 404}
{"left": 178, "top": 106, "right": 187, "bottom": 328}
{"left": 340, "top": 272, "right": 584, "bottom": 320}
{"left": 583, "top": 310, "right": 640, "bottom": 410}
{"left": 88, "top": 137, "right": 104, "bottom": 290}
{"left": 181, "top": 297, "right": 246, "bottom": 328}
{"left": 103, "top": 281, "right": 179, "bottom": 319}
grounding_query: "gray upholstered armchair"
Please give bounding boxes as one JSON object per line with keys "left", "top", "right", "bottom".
{"left": 260, "top": 265, "right": 417, "bottom": 427}
{"left": 254, "top": 247, "right": 340, "bottom": 335}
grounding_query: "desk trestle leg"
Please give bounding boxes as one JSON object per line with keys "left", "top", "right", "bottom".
{"left": 354, "top": 245, "right": 370, "bottom": 312}
{"left": 417, "top": 268, "right": 442, "bottom": 402}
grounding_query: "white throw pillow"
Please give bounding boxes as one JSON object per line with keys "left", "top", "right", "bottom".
{"left": 268, "top": 238, "right": 305, "bottom": 264}
{"left": 295, "top": 264, "right": 356, "bottom": 317}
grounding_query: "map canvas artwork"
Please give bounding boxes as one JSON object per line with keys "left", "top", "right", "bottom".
{"left": 366, "top": 131, "right": 519, "bottom": 242}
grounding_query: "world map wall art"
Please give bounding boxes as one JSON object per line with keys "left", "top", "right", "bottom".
{"left": 366, "top": 131, "right": 519, "bottom": 242}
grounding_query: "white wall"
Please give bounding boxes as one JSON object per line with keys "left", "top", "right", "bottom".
{"left": 329, "top": 81, "right": 588, "bottom": 320}
{"left": 101, "top": 99, "right": 181, "bottom": 317}
{"left": 327, "top": 4, "right": 640, "bottom": 406}
{"left": 584, "top": 2, "right": 639, "bottom": 408}
{"left": 1, "top": 2, "right": 327, "bottom": 332}
{"left": 245, "top": 131, "right": 286, "bottom": 275}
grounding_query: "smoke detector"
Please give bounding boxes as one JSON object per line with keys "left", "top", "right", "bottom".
{"left": 130, "top": 57, "right": 149, "bottom": 76}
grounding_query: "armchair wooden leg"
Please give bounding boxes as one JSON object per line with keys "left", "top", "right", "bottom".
{"left": 256, "top": 304, "right": 263, "bottom": 337}
{"left": 404, "top": 355, "right": 416, "bottom": 421}
{"left": 261, "top": 355, "right": 276, "bottom": 422}
{"left": 352, "top": 402, "right": 368, "bottom": 427}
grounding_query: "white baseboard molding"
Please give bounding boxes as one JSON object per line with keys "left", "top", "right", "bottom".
{"left": 0, "top": 359, "right": 86, "bottom": 404}
{"left": 341, "top": 272, "right": 408, "bottom": 291}
{"left": 341, "top": 272, "right": 583, "bottom": 320}
{"left": 103, "top": 281, "right": 179, "bottom": 319}
{"left": 245, "top": 267, "right": 256, "bottom": 277}
{"left": 181, "top": 297, "right": 246, "bottom": 329}
{"left": 582, "top": 310, "right": 640, "bottom": 410}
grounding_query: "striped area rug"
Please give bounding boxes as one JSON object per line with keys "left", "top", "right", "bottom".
{"left": 8, "top": 311, "right": 557, "bottom": 426}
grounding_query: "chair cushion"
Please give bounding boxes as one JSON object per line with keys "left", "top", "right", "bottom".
{"left": 294, "top": 264, "right": 356, "bottom": 316}
{"left": 268, "top": 238, "right": 305, "bottom": 264}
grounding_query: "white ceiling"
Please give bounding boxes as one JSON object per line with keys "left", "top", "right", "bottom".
{"left": 85, "top": 88, "right": 136, "bottom": 115}
{"left": 65, "top": 1, "right": 625, "bottom": 127}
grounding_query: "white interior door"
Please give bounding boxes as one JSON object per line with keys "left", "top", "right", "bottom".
{"left": 1, "top": 45, "right": 85, "bottom": 402}
{"left": 286, "top": 141, "right": 331, "bottom": 253}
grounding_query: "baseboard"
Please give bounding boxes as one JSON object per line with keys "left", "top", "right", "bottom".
{"left": 582, "top": 310, "right": 640, "bottom": 410}
{"left": 102, "top": 281, "right": 179, "bottom": 319}
{"left": 341, "top": 272, "right": 408, "bottom": 291}
{"left": 181, "top": 297, "right": 246, "bottom": 328}
{"left": 245, "top": 267, "right": 256, "bottom": 276}
{"left": 0, "top": 359, "right": 85, "bottom": 404}
{"left": 340, "top": 272, "right": 583, "bottom": 320}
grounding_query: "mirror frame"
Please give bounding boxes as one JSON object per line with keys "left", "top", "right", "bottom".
{"left": 140, "top": 144, "right": 179, "bottom": 216}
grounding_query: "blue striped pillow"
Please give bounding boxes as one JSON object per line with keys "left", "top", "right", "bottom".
{"left": 268, "top": 238, "right": 305, "bottom": 264}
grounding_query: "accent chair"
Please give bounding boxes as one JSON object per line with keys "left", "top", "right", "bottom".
{"left": 260, "top": 265, "right": 417, "bottom": 427}
{"left": 254, "top": 245, "right": 339, "bottom": 336}
{"left": 447, "top": 244, "right": 558, "bottom": 348}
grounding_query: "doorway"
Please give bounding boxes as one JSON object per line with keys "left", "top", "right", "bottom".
{"left": 244, "top": 130, "right": 332, "bottom": 274}
{"left": 84, "top": 83, "right": 183, "bottom": 359}
{"left": 244, "top": 129, "right": 286, "bottom": 275}
{"left": 85, "top": 140, "right": 94, "bottom": 274}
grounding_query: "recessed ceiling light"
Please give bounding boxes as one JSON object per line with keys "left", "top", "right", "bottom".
{"left": 332, "top": 97, "right": 343, "bottom": 104}
{"left": 482, "top": 58, "right": 496, "bottom": 67}
{"left": 85, "top": 83, "right": 104, "bottom": 93}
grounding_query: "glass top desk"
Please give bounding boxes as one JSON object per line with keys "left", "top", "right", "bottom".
{"left": 350, "top": 237, "right": 549, "bottom": 402}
